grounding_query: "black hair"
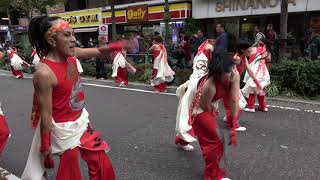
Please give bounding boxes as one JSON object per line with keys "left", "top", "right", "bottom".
{"left": 153, "top": 35, "right": 163, "bottom": 43}
{"left": 259, "top": 37, "right": 272, "bottom": 52}
{"left": 217, "top": 23, "right": 225, "bottom": 30}
{"left": 236, "top": 38, "right": 252, "bottom": 54}
{"left": 183, "top": 35, "right": 190, "bottom": 41}
{"left": 208, "top": 51, "right": 235, "bottom": 77}
{"left": 28, "top": 16, "right": 61, "bottom": 57}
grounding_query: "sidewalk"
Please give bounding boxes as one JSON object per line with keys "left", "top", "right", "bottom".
{"left": 0, "top": 167, "right": 20, "bottom": 180}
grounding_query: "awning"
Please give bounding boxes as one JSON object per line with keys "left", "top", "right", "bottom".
{"left": 74, "top": 27, "right": 98, "bottom": 33}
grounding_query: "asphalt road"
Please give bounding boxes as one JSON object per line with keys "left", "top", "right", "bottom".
{"left": 0, "top": 72, "right": 319, "bottom": 180}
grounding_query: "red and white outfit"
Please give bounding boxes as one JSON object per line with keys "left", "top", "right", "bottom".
{"left": 22, "top": 57, "right": 115, "bottom": 180}
{"left": 0, "top": 104, "right": 10, "bottom": 156}
{"left": 190, "top": 40, "right": 211, "bottom": 80}
{"left": 151, "top": 44, "right": 175, "bottom": 92}
{"left": 242, "top": 48, "right": 270, "bottom": 112}
{"left": 7, "top": 48, "right": 30, "bottom": 79}
{"left": 112, "top": 51, "right": 136, "bottom": 87}
{"left": 176, "top": 75, "right": 235, "bottom": 180}
{"left": 31, "top": 49, "right": 40, "bottom": 70}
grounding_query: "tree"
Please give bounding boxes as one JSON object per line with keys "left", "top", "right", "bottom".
{"left": 279, "top": 0, "right": 288, "bottom": 62}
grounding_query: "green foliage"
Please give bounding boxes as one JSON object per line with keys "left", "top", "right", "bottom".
{"left": 17, "top": 35, "right": 32, "bottom": 63}
{"left": 270, "top": 60, "right": 320, "bottom": 97}
{"left": 266, "top": 81, "right": 279, "bottom": 97}
{"left": 174, "top": 68, "right": 192, "bottom": 86}
{"left": 182, "top": 17, "right": 202, "bottom": 36}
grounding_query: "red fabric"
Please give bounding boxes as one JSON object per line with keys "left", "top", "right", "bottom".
{"left": 153, "top": 82, "right": 167, "bottom": 92}
{"left": 152, "top": 50, "right": 160, "bottom": 60}
{"left": 40, "top": 131, "right": 51, "bottom": 153}
{"left": 41, "top": 57, "right": 83, "bottom": 123}
{"left": 249, "top": 47, "right": 264, "bottom": 64}
{"left": 107, "top": 41, "right": 123, "bottom": 52}
{"left": 247, "top": 93, "right": 267, "bottom": 109}
{"left": 247, "top": 93, "right": 256, "bottom": 109}
{"left": 223, "top": 97, "right": 241, "bottom": 129}
{"left": 11, "top": 67, "right": 24, "bottom": 79}
{"left": 192, "top": 111, "right": 226, "bottom": 180}
{"left": 0, "top": 115, "right": 9, "bottom": 155}
{"left": 203, "top": 49, "right": 211, "bottom": 61}
{"left": 115, "top": 67, "right": 128, "bottom": 86}
{"left": 80, "top": 130, "right": 109, "bottom": 151}
{"left": 56, "top": 147, "right": 115, "bottom": 180}
{"left": 181, "top": 41, "right": 192, "bottom": 62}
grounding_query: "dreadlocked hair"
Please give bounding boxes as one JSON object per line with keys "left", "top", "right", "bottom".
{"left": 208, "top": 51, "right": 235, "bottom": 78}
{"left": 28, "top": 16, "right": 61, "bottom": 57}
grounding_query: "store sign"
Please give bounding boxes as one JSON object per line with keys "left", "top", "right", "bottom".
{"left": 127, "top": 5, "right": 148, "bottom": 22}
{"left": 99, "top": 24, "right": 108, "bottom": 35}
{"left": 51, "top": 9, "right": 101, "bottom": 28}
{"left": 215, "top": 0, "right": 296, "bottom": 12}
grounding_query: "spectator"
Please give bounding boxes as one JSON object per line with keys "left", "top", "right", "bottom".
{"left": 130, "top": 33, "right": 140, "bottom": 62}
{"left": 192, "top": 29, "right": 206, "bottom": 55}
{"left": 308, "top": 15, "right": 320, "bottom": 60}
{"left": 253, "top": 26, "right": 265, "bottom": 46}
{"left": 95, "top": 36, "right": 107, "bottom": 79}
{"left": 266, "top": 24, "right": 277, "bottom": 46}
{"left": 214, "top": 23, "right": 228, "bottom": 53}
{"left": 180, "top": 35, "right": 192, "bottom": 67}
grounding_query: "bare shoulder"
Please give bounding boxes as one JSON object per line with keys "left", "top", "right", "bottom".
{"left": 33, "top": 63, "right": 55, "bottom": 88}
{"left": 203, "top": 77, "right": 216, "bottom": 94}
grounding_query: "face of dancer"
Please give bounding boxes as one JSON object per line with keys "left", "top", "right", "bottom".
{"left": 241, "top": 47, "right": 251, "bottom": 57}
{"left": 47, "top": 20, "right": 76, "bottom": 57}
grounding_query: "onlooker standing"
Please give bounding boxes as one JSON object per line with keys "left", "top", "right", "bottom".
{"left": 96, "top": 36, "right": 107, "bottom": 79}
{"left": 192, "top": 29, "right": 206, "bottom": 55}
{"left": 266, "top": 24, "right": 277, "bottom": 46}
{"left": 308, "top": 15, "right": 320, "bottom": 60}
{"left": 180, "top": 35, "right": 192, "bottom": 67}
{"left": 214, "top": 23, "right": 228, "bottom": 53}
{"left": 253, "top": 26, "right": 265, "bottom": 46}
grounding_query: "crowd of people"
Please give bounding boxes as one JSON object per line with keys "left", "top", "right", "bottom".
{"left": 0, "top": 14, "right": 318, "bottom": 180}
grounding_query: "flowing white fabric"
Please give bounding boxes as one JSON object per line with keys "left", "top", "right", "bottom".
{"left": 112, "top": 52, "right": 126, "bottom": 78}
{"left": 189, "top": 52, "right": 208, "bottom": 80}
{"left": 32, "top": 54, "right": 40, "bottom": 69}
{"left": 76, "top": 59, "right": 83, "bottom": 74}
{"left": 21, "top": 108, "right": 90, "bottom": 180}
{"left": 151, "top": 47, "right": 175, "bottom": 86}
{"left": 175, "top": 77, "right": 202, "bottom": 143}
{"left": 241, "top": 54, "right": 270, "bottom": 98}
{"left": 7, "top": 50, "right": 25, "bottom": 71}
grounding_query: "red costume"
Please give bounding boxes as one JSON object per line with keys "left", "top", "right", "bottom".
{"left": 0, "top": 112, "right": 9, "bottom": 155}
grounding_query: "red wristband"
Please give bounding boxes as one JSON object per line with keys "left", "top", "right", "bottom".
{"left": 40, "top": 131, "right": 51, "bottom": 153}
{"left": 107, "top": 41, "right": 123, "bottom": 52}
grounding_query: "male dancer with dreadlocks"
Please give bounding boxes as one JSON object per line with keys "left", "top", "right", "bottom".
{"left": 22, "top": 16, "right": 125, "bottom": 180}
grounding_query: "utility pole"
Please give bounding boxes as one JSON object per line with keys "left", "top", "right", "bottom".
{"left": 164, "top": 0, "right": 170, "bottom": 46}
{"left": 279, "top": 0, "right": 288, "bottom": 62}
{"left": 111, "top": 0, "right": 116, "bottom": 41}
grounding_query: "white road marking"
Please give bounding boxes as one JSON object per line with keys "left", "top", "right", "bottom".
{"left": 0, "top": 72, "right": 319, "bottom": 114}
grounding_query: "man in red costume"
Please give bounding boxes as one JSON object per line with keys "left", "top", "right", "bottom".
{"left": 22, "top": 16, "right": 125, "bottom": 180}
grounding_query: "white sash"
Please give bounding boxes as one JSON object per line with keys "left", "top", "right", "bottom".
{"left": 151, "top": 48, "right": 175, "bottom": 86}
{"left": 112, "top": 52, "right": 126, "bottom": 78}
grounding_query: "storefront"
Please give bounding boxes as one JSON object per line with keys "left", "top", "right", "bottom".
{"left": 101, "top": 1, "right": 192, "bottom": 45}
{"left": 51, "top": 8, "right": 102, "bottom": 47}
{"left": 192, "top": 0, "right": 320, "bottom": 55}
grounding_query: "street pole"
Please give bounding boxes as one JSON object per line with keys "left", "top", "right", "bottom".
{"left": 279, "top": 0, "right": 288, "bottom": 62}
{"left": 111, "top": 0, "right": 117, "bottom": 41}
{"left": 164, "top": 0, "right": 170, "bottom": 45}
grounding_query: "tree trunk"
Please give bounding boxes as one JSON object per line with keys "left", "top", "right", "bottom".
{"left": 279, "top": 0, "right": 288, "bottom": 62}
{"left": 111, "top": 0, "right": 117, "bottom": 41}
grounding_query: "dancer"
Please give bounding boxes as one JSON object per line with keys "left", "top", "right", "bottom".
{"left": 149, "top": 35, "right": 175, "bottom": 92}
{"left": 177, "top": 52, "right": 239, "bottom": 180}
{"left": 31, "top": 48, "right": 41, "bottom": 69}
{"left": 190, "top": 39, "right": 214, "bottom": 80}
{"left": 0, "top": 103, "right": 10, "bottom": 156}
{"left": 238, "top": 39, "right": 271, "bottom": 112}
{"left": 112, "top": 49, "right": 136, "bottom": 87}
{"left": 7, "top": 47, "right": 30, "bottom": 79}
{"left": 22, "top": 16, "right": 125, "bottom": 180}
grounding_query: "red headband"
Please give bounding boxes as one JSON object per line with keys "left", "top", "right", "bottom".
{"left": 45, "top": 21, "right": 71, "bottom": 39}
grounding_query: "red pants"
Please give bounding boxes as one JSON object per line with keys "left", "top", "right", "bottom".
{"left": 0, "top": 115, "right": 9, "bottom": 155}
{"left": 115, "top": 67, "right": 128, "bottom": 86}
{"left": 151, "top": 69, "right": 167, "bottom": 92}
{"left": 246, "top": 93, "right": 267, "bottom": 109}
{"left": 192, "top": 112, "right": 226, "bottom": 180}
{"left": 56, "top": 147, "right": 115, "bottom": 180}
{"left": 11, "top": 67, "right": 23, "bottom": 79}
{"left": 223, "top": 97, "right": 241, "bottom": 129}
{"left": 175, "top": 129, "right": 195, "bottom": 146}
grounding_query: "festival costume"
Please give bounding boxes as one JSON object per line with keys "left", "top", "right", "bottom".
{"left": 31, "top": 49, "right": 40, "bottom": 69}
{"left": 151, "top": 44, "right": 175, "bottom": 92}
{"left": 0, "top": 105, "right": 10, "bottom": 155}
{"left": 241, "top": 48, "right": 270, "bottom": 111}
{"left": 177, "top": 75, "right": 236, "bottom": 180}
{"left": 7, "top": 49, "right": 30, "bottom": 79}
{"left": 22, "top": 57, "right": 115, "bottom": 180}
{"left": 190, "top": 40, "right": 211, "bottom": 80}
{"left": 112, "top": 51, "right": 136, "bottom": 87}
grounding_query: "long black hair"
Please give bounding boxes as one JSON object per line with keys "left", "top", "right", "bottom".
{"left": 236, "top": 38, "right": 252, "bottom": 55}
{"left": 208, "top": 51, "right": 235, "bottom": 77}
{"left": 28, "top": 16, "right": 61, "bottom": 57}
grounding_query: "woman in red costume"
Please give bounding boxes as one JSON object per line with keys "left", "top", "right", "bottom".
{"left": 149, "top": 35, "right": 175, "bottom": 92}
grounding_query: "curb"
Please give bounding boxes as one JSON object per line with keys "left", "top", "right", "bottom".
{"left": 1, "top": 69, "right": 319, "bottom": 106}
